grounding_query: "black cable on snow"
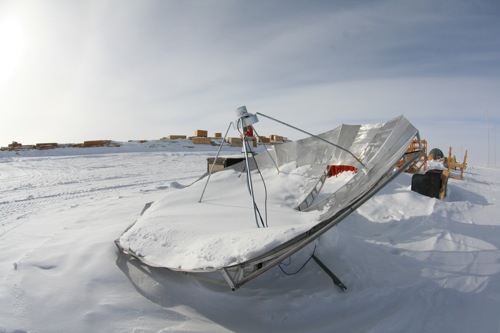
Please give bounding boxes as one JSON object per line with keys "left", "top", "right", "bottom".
{"left": 278, "top": 244, "right": 317, "bottom": 276}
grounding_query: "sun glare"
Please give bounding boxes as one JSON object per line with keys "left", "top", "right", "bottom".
{"left": 0, "top": 18, "right": 25, "bottom": 85}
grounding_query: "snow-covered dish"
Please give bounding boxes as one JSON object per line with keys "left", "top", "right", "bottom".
{"left": 116, "top": 115, "right": 422, "bottom": 289}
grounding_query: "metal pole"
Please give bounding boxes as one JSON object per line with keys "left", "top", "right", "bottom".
{"left": 487, "top": 111, "right": 491, "bottom": 167}
{"left": 312, "top": 255, "right": 347, "bottom": 291}
{"left": 251, "top": 126, "right": 280, "bottom": 173}
{"left": 199, "top": 122, "right": 232, "bottom": 203}
{"left": 256, "top": 112, "right": 365, "bottom": 167}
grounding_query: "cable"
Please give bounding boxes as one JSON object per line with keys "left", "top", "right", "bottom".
{"left": 237, "top": 121, "right": 269, "bottom": 228}
{"left": 242, "top": 135, "right": 269, "bottom": 228}
{"left": 246, "top": 139, "right": 267, "bottom": 228}
{"left": 278, "top": 244, "right": 317, "bottom": 276}
{"left": 251, "top": 149, "right": 269, "bottom": 227}
{"left": 237, "top": 120, "right": 263, "bottom": 228}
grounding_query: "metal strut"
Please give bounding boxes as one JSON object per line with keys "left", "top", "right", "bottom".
{"left": 256, "top": 112, "right": 365, "bottom": 167}
{"left": 199, "top": 122, "right": 232, "bottom": 203}
{"left": 312, "top": 254, "right": 347, "bottom": 291}
{"left": 251, "top": 126, "right": 280, "bottom": 174}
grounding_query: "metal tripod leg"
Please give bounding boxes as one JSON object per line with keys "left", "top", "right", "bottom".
{"left": 199, "top": 122, "right": 232, "bottom": 203}
{"left": 312, "top": 254, "right": 347, "bottom": 291}
{"left": 251, "top": 126, "right": 280, "bottom": 173}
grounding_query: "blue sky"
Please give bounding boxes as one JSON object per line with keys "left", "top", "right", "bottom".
{"left": 1, "top": 0, "right": 499, "bottom": 165}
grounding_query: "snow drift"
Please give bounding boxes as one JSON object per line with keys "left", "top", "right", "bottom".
{"left": 1, "top": 139, "right": 499, "bottom": 332}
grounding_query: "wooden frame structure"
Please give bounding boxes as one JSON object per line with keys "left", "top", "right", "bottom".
{"left": 398, "top": 138, "right": 427, "bottom": 174}
{"left": 447, "top": 147, "right": 468, "bottom": 180}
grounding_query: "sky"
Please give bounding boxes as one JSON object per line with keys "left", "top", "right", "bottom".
{"left": 0, "top": 0, "right": 499, "bottom": 165}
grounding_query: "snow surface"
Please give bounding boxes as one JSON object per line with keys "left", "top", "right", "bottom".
{"left": 1, "top": 142, "right": 500, "bottom": 332}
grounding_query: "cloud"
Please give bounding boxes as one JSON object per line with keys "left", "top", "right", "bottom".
{"left": 0, "top": 0, "right": 499, "bottom": 164}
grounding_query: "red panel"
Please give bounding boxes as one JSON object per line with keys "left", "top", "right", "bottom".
{"left": 328, "top": 165, "right": 358, "bottom": 177}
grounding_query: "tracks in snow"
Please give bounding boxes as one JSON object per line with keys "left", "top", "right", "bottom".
{"left": 0, "top": 152, "right": 211, "bottom": 237}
